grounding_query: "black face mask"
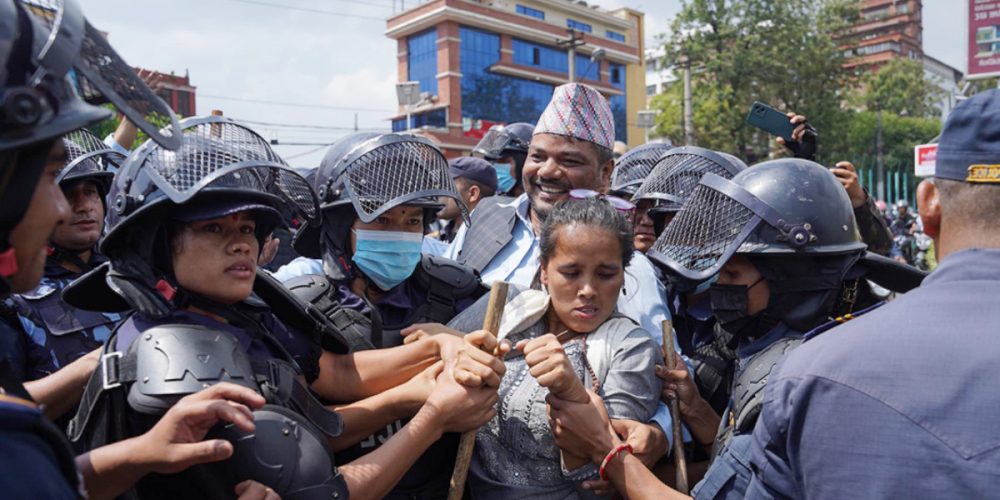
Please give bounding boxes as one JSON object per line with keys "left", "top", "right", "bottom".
{"left": 709, "top": 278, "right": 776, "bottom": 339}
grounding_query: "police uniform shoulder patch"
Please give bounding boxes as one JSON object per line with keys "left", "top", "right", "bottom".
{"left": 967, "top": 164, "right": 1000, "bottom": 183}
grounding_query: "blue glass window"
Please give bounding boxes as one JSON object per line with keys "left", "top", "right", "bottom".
{"left": 408, "top": 29, "right": 438, "bottom": 95}
{"left": 608, "top": 62, "right": 626, "bottom": 142}
{"left": 392, "top": 108, "right": 447, "bottom": 132}
{"left": 575, "top": 53, "right": 599, "bottom": 81}
{"left": 460, "top": 27, "right": 553, "bottom": 125}
{"left": 566, "top": 19, "right": 592, "bottom": 33}
{"left": 606, "top": 30, "right": 625, "bottom": 42}
{"left": 512, "top": 38, "right": 567, "bottom": 73}
{"left": 515, "top": 4, "right": 544, "bottom": 19}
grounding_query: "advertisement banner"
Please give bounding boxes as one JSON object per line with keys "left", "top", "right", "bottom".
{"left": 969, "top": 0, "right": 1000, "bottom": 78}
{"left": 914, "top": 143, "right": 938, "bottom": 177}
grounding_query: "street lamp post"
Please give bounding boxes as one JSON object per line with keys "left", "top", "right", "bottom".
{"left": 395, "top": 81, "right": 421, "bottom": 132}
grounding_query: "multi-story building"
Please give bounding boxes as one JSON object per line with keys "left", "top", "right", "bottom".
{"left": 644, "top": 46, "right": 672, "bottom": 99}
{"left": 840, "top": 0, "right": 922, "bottom": 73}
{"left": 135, "top": 68, "right": 197, "bottom": 118}
{"left": 923, "top": 54, "right": 964, "bottom": 123}
{"left": 385, "top": 0, "right": 646, "bottom": 156}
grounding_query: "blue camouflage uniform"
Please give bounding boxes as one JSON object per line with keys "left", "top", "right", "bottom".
{"left": 11, "top": 258, "right": 121, "bottom": 380}
{"left": 747, "top": 250, "right": 1000, "bottom": 499}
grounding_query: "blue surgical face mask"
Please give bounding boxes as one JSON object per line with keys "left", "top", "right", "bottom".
{"left": 352, "top": 229, "right": 423, "bottom": 291}
{"left": 494, "top": 162, "right": 516, "bottom": 194}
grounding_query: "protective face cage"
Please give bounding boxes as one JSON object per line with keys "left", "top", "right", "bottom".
{"left": 317, "top": 133, "right": 468, "bottom": 225}
{"left": 103, "top": 116, "right": 318, "bottom": 251}
{"left": 649, "top": 173, "right": 825, "bottom": 282}
{"left": 609, "top": 143, "right": 673, "bottom": 196}
{"left": 472, "top": 125, "right": 530, "bottom": 161}
{"left": 16, "top": 0, "right": 181, "bottom": 150}
{"left": 632, "top": 146, "right": 746, "bottom": 213}
{"left": 58, "top": 127, "right": 120, "bottom": 191}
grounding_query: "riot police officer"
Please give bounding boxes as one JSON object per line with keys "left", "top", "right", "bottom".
{"left": 472, "top": 122, "right": 534, "bottom": 197}
{"left": 607, "top": 142, "right": 673, "bottom": 254}
{"left": 284, "top": 132, "right": 488, "bottom": 498}
{"left": 631, "top": 147, "right": 747, "bottom": 421}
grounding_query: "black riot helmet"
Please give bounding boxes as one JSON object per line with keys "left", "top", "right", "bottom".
{"left": 58, "top": 128, "right": 120, "bottom": 195}
{"left": 650, "top": 159, "right": 872, "bottom": 332}
{"left": 473, "top": 122, "right": 533, "bottom": 160}
{"left": 472, "top": 122, "right": 533, "bottom": 194}
{"left": 650, "top": 158, "right": 865, "bottom": 282}
{"left": 293, "top": 132, "right": 468, "bottom": 279}
{"left": 63, "top": 116, "right": 319, "bottom": 317}
{"left": 608, "top": 142, "right": 673, "bottom": 198}
{"left": 1, "top": 0, "right": 180, "bottom": 295}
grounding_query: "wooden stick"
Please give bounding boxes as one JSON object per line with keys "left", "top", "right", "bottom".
{"left": 662, "top": 319, "right": 689, "bottom": 494}
{"left": 447, "top": 281, "right": 510, "bottom": 500}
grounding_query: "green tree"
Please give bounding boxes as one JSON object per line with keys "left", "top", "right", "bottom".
{"left": 652, "top": 0, "right": 859, "bottom": 163}
{"left": 855, "top": 58, "right": 944, "bottom": 118}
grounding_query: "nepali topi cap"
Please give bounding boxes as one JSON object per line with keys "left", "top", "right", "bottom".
{"left": 534, "top": 83, "right": 615, "bottom": 150}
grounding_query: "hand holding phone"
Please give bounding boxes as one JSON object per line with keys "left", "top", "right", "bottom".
{"left": 745, "top": 101, "right": 796, "bottom": 142}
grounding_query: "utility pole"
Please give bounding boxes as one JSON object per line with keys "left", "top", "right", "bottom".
{"left": 876, "top": 105, "right": 885, "bottom": 202}
{"left": 679, "top": 54, "right": 694, "bottom": 146}
{"left": 557, "top": 29, "right": 586, "bottom": 83}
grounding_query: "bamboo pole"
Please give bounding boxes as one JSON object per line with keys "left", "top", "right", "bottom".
{"left": 662, "top": 319, "right": 689, "bottom": 494}
{"left": 447, "top": 281, "right": 509, "bottom": 500}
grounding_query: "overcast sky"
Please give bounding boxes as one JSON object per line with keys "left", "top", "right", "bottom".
{"left": 83, "top": 0, "right": 965, "bottom": 167}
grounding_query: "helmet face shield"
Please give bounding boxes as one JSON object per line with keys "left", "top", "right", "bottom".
{"left": 472, "top": 127, "right": 529, "bottom": 161}
{"left": 632, "top": 146, "right": 746, "bottom": 212}
{"left": 18, "top": 0, "right": 182, "bottom": 150}
{"left": 337, "top": 135, "right": 468, "bottom": 224}
{"left": 58, "top": 128, "right": 120, "bottom": 190}
{"left": 648, "top": 174, "right": 764, "bottom": 281}
{"left": 610, "top": 143, "right": 672, "bottom": 195}
{"left": 106, "top": 116, "right": 319, "bottom": 243}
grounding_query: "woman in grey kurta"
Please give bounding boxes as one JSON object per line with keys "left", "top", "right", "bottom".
{"left": 448, "top": 197, "right": 661, "bottom": 499}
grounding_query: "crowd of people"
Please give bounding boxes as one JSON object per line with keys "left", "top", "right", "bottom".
{"left": 1, "top": 1, "right": 998, "bottom": 499}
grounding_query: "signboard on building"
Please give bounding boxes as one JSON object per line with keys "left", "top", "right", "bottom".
{"left": 914, "top": 143, "right": 937, "bottom": 177}
{"left": 462, "top": 118, "right": 501, "bottom": 140}
{"left": 969, "top": 0, "right": 1000, "bottom": 78}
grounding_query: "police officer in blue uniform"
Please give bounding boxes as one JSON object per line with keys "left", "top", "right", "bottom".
{"left": 10, "top": 129, "right": 123, "bottom": 386}
{"left": 747, "top": 86, "right": 1000, "bottom": 500}
{"left": 284, "top": 132, "right": 487, "bottom": 498}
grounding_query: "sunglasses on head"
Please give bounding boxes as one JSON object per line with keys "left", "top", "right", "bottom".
{"left": 568, "top": 189, "right": 636, "bottom": 213}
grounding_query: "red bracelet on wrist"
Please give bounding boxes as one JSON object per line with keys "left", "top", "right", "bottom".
{"left": 599, "top": 443, "right": 633, "bottom": 481}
